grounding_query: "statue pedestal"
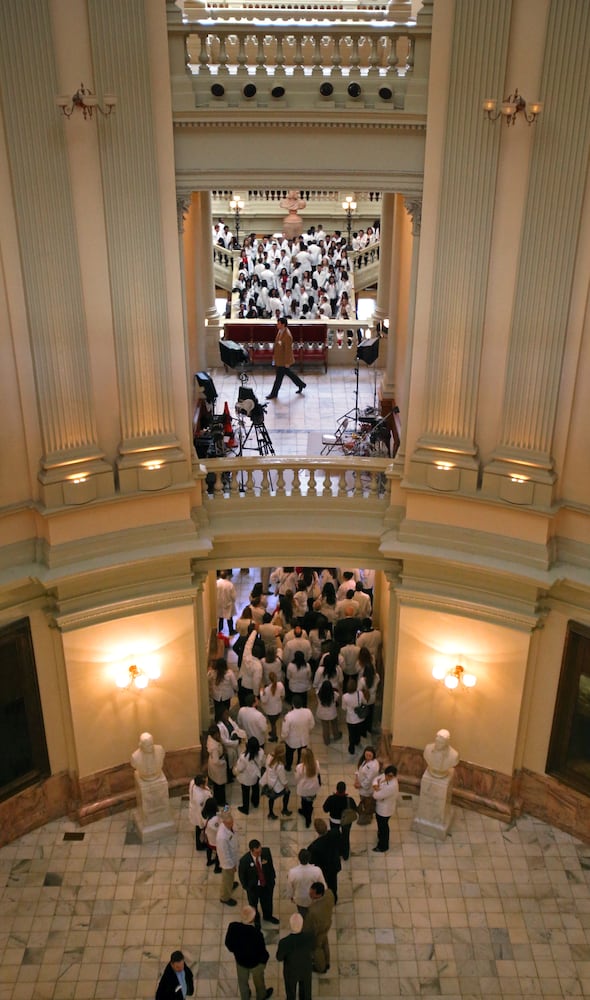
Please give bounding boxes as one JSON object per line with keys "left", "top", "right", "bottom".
{"left": 282, "top": 211, "right": 304, "bottom": 239}
{"left": 412, "top": 770, "right": 455, "bottom": 840}
{"left": 133, "top": 773, "right": 175, "bottom": 843}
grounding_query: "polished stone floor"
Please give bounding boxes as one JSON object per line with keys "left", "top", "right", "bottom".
{"left": 207, "top": 362, "right": 380, "bottom": 456}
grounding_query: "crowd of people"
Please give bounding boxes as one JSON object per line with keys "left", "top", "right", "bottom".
{"left": 212, "top": 218, "right": 380, "bottom": 322}
{"left": 153, "top": 566, "right": 395, "bottom": 999}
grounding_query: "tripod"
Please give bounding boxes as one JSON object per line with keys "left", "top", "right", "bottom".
{"left": 338, "top": 364, "right": 365, "bottom": 433}
{"left": 239, "top": 419, "right": 275, "bottom": 456}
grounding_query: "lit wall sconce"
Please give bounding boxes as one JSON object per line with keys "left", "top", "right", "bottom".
{"left": 432, "top": 663, "right": 477, "bottom": 690}
{"left": 483, "top": 88, "right": 543, "bottom": 126}
{"left": 115, "top": 660, "right": 161, "bottom": 690}
{"left": 229, "top": 195, "right": 245, "bottom": 249}
{"left": 143, "top": 460, "right": 163, "bottom": 471}
{"left": 56, "top": 82, "right": 117, "bottom": 120}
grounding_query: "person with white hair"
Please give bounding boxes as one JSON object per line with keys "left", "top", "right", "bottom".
{"left": 276, "top": 912, "right": 315, "bottom": 1000}
{"left": 224, "top": 905, "right": 273, "bottom": 1000}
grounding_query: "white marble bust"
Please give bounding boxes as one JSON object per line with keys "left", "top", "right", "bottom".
{"left": 131, "top": 732, "right": 165, "bottom": 782}
{"left": 423, "top": 729, "right": 459, "bottom": 779}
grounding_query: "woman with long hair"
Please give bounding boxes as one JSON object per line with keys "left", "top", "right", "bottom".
{"left": 308, "top": 614, "right": 331, "bottom": 670}
{"left": 316, "top": 678, "right": 341, "bottom": 746}
{"left": 201, "top": 796, "right": 221, "bottom": 872}
{"left": 314, "top": 581, "right": 338, "bottom": 626}
{"left": 357, "top": 646, "right": 380, "bottom": 738}
{"left": 286, "top": 650, "right": 313, "bottom": 708}
{"left": 234, "top": 736, "right": 265, "bottom": 815}
{"left": 262, "top": 741, "right": 292, "bottom": 820}
{"left": 188, "top": 773, "right": 212, "bottom": 851}
{"left": 341, "top": 676, "right": 366, "bottom": 757}
{"left": 354, "top": 745, "right": 380, "bottom": 825}
{"left": 206, "top": 724, "right": 228, "bottom": 807}
{"left": 260, "top": 670, "right": 285, "bottom": 743}
{"left": 313, "top": 651, "right": 343, "bottom": 698}
{"left": 295, "top": 747, "right": 321, "bottom": 828}
{"left": 208, "top": 657, "right": 238, "bottom": 721}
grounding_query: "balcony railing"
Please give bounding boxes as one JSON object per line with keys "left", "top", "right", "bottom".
{"left": 199, "top": 454, "right": 393, "bottom": 504}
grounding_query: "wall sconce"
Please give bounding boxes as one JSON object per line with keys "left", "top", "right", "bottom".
{"left": 56, "top": 82, "right": 117, "bottom": 120}
{"left": 432, "top": 663, "right": 477, "bottom": 690}
{"left": 483, "top": 89, "right": 543, "bottom": 126}
{"left": 342, "top": 195, "right": 357, "bottom": 250}
{"left": 115, "top": 660, "right": 161, "bottom": 690}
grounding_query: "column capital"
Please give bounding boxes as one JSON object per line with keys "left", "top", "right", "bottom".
{"left": 177, "top": 190, "right": 193, "bottom": 234}
{"left": 403, "top": 196, "right": 422, "bottom": 237}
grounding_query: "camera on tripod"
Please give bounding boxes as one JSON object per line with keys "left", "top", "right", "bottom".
{"left": 236, "top": 386, "right": 267, "bottom": 426}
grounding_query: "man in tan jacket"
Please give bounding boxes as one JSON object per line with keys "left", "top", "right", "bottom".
{"left": 266, "top": 317, "right": 306, "bottom": 399}
{"left": 302, "top": 881, "right": 335, "bottom": 973}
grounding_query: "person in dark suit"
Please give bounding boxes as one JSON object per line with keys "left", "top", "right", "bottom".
{"left": 276, "top": 912, "right": 314, "bottom": 1000}
{"left": 238, "top": 838, "right": 279, "bottom": 925}
{"left": 307, "top": 818, "right": 341, "bottom": 903}
{"left": 155, "top": 950, "right": 194, "bottom": 1000}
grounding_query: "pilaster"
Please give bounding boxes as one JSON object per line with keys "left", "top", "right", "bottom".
{"left": 87, "top": 0, "right": 188, "bottom": 493}
{"left": 0, "top": 0, "right": 114, "bottom": 508}
{"left": 408, "top": 0, "right": 511, "bottom": 494}
{"left": 374, "top": 192, "right": 395, "bottom": 324}
{"left": 392, "top": 195, "right": 421, "bottom": 472}
{"left": 481, "top": 0, "right": 590, "bottom": 508}
{"left": 380, "top": 194, "right": 405, "bottom": 402}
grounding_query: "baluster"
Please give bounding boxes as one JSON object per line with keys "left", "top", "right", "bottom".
{"left": 259, "top": 465, "right": 270, "bottom": 497}
{"left": 337, "top": 469, "right": 347, "bottom": 497}
{"left": 368, "top": 35, "right": 379, "bottom": 77}
{"left": 218, "top": 33, "right": 229, "bottom": 76}
{"left": 293, "top": 33, "right": 304, "bottom": 76}
{"left": 331, "top": 34, "right": 342, "bottom": 81}
{"left": 275, "top": 467, "right": 286, "bottom": 497}
{"left": 236, "top": 33, "right": 248, "bottom": 76}
{"left": 349, "top": 33, "right": 361, "bottom": 77}
{"left": 311, "top": 33, "right": 323, "bottom": 76}
{"left": 198, "top": 32, "right": 211, "bottom": 77}
{"left": 275, "top": 34, "right": 286, "bottom": 77}
{"left": 314, "top": 468, "right": 326, "bottom": 497}
{"left": 255, "top": 33, "right": 266, "bottom": 77}
{"left": 387, "top": 34, "right": 400, "bottom": 78}
{"left": 405, "top": 35, "right": 414, "bottom": 76}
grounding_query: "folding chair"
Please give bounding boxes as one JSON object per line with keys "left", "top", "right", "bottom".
{"left": 321, "top": 417, "right": 350, "bottom": 455}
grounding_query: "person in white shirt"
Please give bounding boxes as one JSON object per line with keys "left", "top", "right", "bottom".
{"left": 188, "top": 774, "right": 212, "bottom": 851}
{"left": 239, "top": 628, "right": 263, "bottom": 705}
{"left": 341, "top": 678, "right": 366, "bottom": 756}
{"left": 287, "top": 849, "right": 326, "bottom": 914}
{"left": 234, "top": 737, "right": 265, "bottom": 815}
{"left": 372, "top": 766, "right": 399, "bottom": 852}
{"left": 295, "top": 748, "right": 321, "bottom": 828}
{"left": 315, "top": 679, "right": 340, "bottom": 746}
{"left": 282, "top": 696, "right": 315, "bottom": 771}
{"left": 286, "top": 652, "right": 313, "bottom": 708}
{"left": 260, "top": 672, "right": 285, "bottom": 743}
{"left": 354, "top": 746, "right": 380, "bottom": 825}
{"left": 262, "top": 742, "right": 292, "bottom": 819}
{"left": 353, "top": 582, "right": 372, "bottom": 619}
{"left": 217, "top": 811, "right": 240, "bottom": 905}
{"left": 217, "top": 571, "right": 237, "bottom": 635}
{"left": 357, "top": 649, "right": 380, "bottom": 738}
{"left": 338, "top": 643, "right": 360, "bottom": 678}
{"left": 237, "top": 695, "right": 268, "bottom": 748}
{"left": 356, "top": 619, "right": 382, "bottom": 669}
{"left": 208, "top": 658, "right": 239, "bottom": 721}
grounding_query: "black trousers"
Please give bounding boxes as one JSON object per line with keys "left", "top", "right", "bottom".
{"left": 269, "top": 365, "right": 305, "bottom": 396}
{"left": 285, "top": 744, "right": 304, "bottom": 771}
{"left": 241, "top": 781, "right": 260, "bottom": 813}
{"left": 376, "top": 813, "right": 390, "bottom": 851}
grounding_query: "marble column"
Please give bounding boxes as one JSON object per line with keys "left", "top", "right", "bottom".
{"left": 0, "top": 0, "right": 114, "bottom": 508}
{"left": 379, "top": 566, "right": 402, "bottom": 733}
{"left": 374, "top": 192, "right": 395, "bottom": 325}
{"left": 408, "top": 0, "right": 511, "bottom": 493}
{"left": 380, "top": 194, "right": 405, "bottom": 403}
{"left": 392, "top": 196, "right": 421, "bottom": 471}
{"left": 194, "top": 191, "right": 222, "bottom": 370}
{"left": 87, "top": 0, "right": 188, "bottom": 493}
{"left": 482, "top": 0, "right": 590, "bottom": 508}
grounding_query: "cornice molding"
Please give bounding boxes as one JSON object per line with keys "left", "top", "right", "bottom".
{"left": 174, "top": 116, "right": 426, "bottom": 133}
{"left": 50, "top": 587, "right": 197, "bottom": 633}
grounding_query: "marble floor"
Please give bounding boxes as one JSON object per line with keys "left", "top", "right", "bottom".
{"left": 207, "top": 363, "right": 380, "bottom": 456}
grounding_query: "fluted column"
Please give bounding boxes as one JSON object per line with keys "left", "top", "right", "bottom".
{"left": 408, "top": 0, "right": 511, "bottom": 493}
{"left": 380, "top": 566, "right": 402, "bottom": 732}
{"left": 0, "top": 0, "right": 114, "bottom": 508}
{"left": 193, "top": 191, "right": 221, "bottom": 370}
{"left": 380, "top": 194, "right": 406, "bottom": 402}
{"left": 393, "top": 196, "right": 421, "bottom": 471}
{"left": 482, "top": 0, "right": 590, "bottom": 508}
{"left": 374, "top": 193, "right": 395, "bottom": 323}
{"left": 87, "top": 0, "right": 188, "bottom": 493}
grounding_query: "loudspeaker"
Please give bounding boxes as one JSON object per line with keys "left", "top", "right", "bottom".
{"left": 348, "top": 82, "right": 361, "bottom": 98}
{"left": 219, "top": 340, "right": 250, "bottom": 369}
{"left": 195, "top": 371, "right": 218, "bottom": 405}
{"left": 243, "top": 83, "right": 257, "bottom": 99}
{"left": 271, "top": 86, "right": 285, "bottom": 99}
{"left": 211, "top": 83, "right": 225, "bottom": 98}
{"left": 357, "top": 337, "right": 380, "bottom": 366}
{"left": 319, "top": 82, "right": 334, "bottom": 97}
{"left": 378, "top": 87, "right": 393, "bottom": 101}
